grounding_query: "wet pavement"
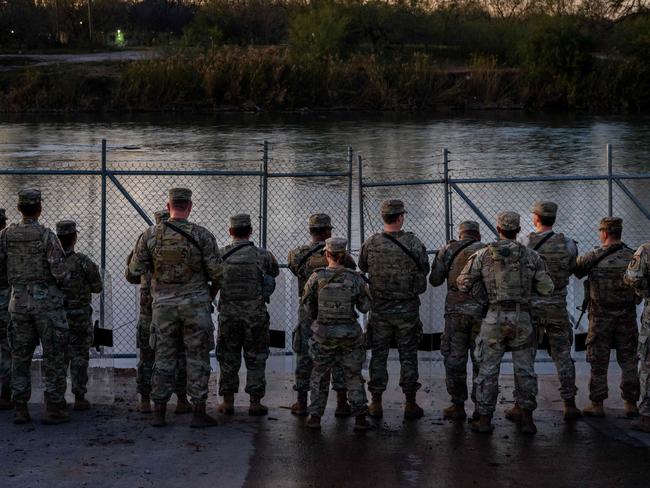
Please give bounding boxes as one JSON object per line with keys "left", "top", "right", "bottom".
{"left": 1, "top": 360, "right": 648, "bottom": 488}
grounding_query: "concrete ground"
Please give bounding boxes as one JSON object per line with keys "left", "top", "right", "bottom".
{"left": 1, "top": 358, "right": 648, "bottom": 488}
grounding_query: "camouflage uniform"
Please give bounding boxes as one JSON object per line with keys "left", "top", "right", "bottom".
{"left": 457, "top": 212, "right": 554, "bottom": 417}
{"left": 0, "top": 209, "right": 10, "bottom": 402}
{"left": 128, "top": 188, "right": 223, "bottom": 405}
{"left": 287, "top": 214, "right": 355, "bottom": 395}
{"left": 429, "top": 221, "right": 486, "bottom": 408}
{"left": 302, "top": 238, "right": 372, "bottom": 417}
{"left": 359, "top": 201, "right": 430, "bottom": 396}
{"left": 574, "top": 218, "right": 640, "bottom": 405}
{"left": 624, "top": 243, "right": 650, "bottom": 418}
{"left": 0, "top": 189, "right": 70, "bottom": 407}
{"left": 217, "top": 214, "right": 279, "bottom": 398}
{"left": 56, "top": 220, "right": 103, "bottom": 398}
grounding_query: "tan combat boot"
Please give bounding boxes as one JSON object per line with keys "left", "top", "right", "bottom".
{"left": 190, "top": 402, "right": 218, "bottom": 428}
{"left": 137, "top": 394, "right": 152, "bottom": 414}
{"left": 624, "top": 401, "right": 639, "bottom": 418}
{"left": 249, "top": 395, "right": 268, "bottom": 417}
{"left": 151, "top": 402, "right": 167, "bottom": 427}
{"left": 291, "top": 391, "right": 308, "bottom": 417}
{"left": 470, "top": 414, "right": 494, "bottom": 434}
{"left": 42, "top": 402, "right": 71, "bottom": 425}
{"left": 368, "top": 393, "right": 383, "bottom": 419}
{"left": 630, "top": 415, "right": 650, "bottom": 433}
{"left": 334, "top": 391, "right": 352, "bottom": 418}
{"left": 13, "top": 402, "right": 30, "bottom": 424}
{"left": 505, "top": 403, "right": 524, "bottom": 422}
{"left": 354, "top": 414, "right": 373, "bottom": 432}
{"left": 73, "top": 395, "right": 91, "bottom": 411}
{"left": 521, "top": 409, "right": 537, "bottom": 435}
{"left": 0, "top": 384, "right": 12, "bottom": 410}
{"left": 306, "top": 415, "right": 321, "bottom": 430}
{"left": 443, "top": 403, "right": 467, "bottom": 420}
{"left": 563, "top": 398, "right": 582, "bottom": 421}
{"left": 404, "top": 393, "right": 424, "bottom": 419}
{"left": 174, "top": 394, "right": 192, "bottom": 415}
{"left": 217, "top": 393, "right": 235, "bottom": 415}
{"left": 583, "top": 401, "right": 605, "bottom": 417}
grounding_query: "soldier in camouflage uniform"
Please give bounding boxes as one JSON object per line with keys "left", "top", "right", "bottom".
{"left": 287, "top": 214, "right": 355, "bottom": 417}
{"left": 0, "top": 209, "right": 11, "bottom": 410}
{"left": 429, "top": 221, "right": 486, "bottom": 421}
{"left": 302, "top": 237, "right": 373, "bottom": 431}
{"left": 56, "top": 220, "right": 103, "bottom": 411}
{"left": 216, "top": 214, "right": 279, "bottom": 416}
{"left": 458, "top": 212, "right": 554, "bottom": 435}
{"left": 624, "top": 242, "right": 650, "bottom": 432}
{"left": 129, "top": 188, "right": 223, "bottom": 428}
{"left": 508, "top": 201, "right": 581, "bottom": 422}
{"left": 125, "top": 209, "right": 192, "bottom": 415}
{"left": 574, "top": 217, "right": 640, "bottom": 418}
{"left": 359, "top": 200, "right": 430, "bottom": 419}
{"left": 0, "top": 189, "right": 71, "bottom": 424}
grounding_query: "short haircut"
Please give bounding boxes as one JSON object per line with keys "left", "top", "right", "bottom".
{"left": 232, "top": 226, "right": 252, "bottom": 239}
{"left": 539, "top": 215, "right": 556, "bottom": 227}
{"left": 326, "top": 250, "right": 347, "bottom": 265}
{"left": 309, "top": 227, "right": 331, "bottom": 240}
{"left": 170, "top": 200, "right": 191, "bottom": 211}
{"left": 501, "top": 228, "right": 520, "bottom": 240}
{"left": 58, "top": 233, "right": 77, "bottom": 249}
{"left": 607, "top": 230, "right": 622, "bottom": 239}
{"left": 382, "top": 213, "right": 403, "bottom": 224}
{"left": 17, "top": 202, "right": 41, "bottom": 217}
{"left": 459, "top": 230, "right": 480, "bottom": 241}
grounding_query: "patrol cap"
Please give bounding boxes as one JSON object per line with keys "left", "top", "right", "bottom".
{"left": 458, "top": 220, "right": 479, "bottom": 234}
{"left": 18, "top": 188, "right": 41, "bottom": 205}
{"left": 154, "top": 209, "right": 170, "bottom": 224}
{"left": 324, "top": 237, "right": 347, "bottom": 253}
{"left": 531, "top": 201, "right": 558, "bottom": 218}
{"left": 308, "top": 213, "right": 333, "bottom": 229}
{"left": 599, "top": 217, "right": 623, "bottom": 233}
{"left": 0, "top": 208, "right": 5, "bottom": 220}
{"left": 380, "top": 199, "right": 406, "bottom": 216}
{"left": 56, "top": 220, "right": 77, "bottom": 236}
{"left": 169, "top": 187, "right": 192, "bottom": 202}
{"left": 229, "top": 214, "right": 252, "bottom": 229}
{"left": 496, "top": 211, "right": 521, "bottom": 231}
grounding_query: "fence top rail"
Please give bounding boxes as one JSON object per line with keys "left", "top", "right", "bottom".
{"left": 267, "top": 171, "right": 350, "bottom": 178}
{"left": 362, "top": 178, "right": 445, "bottom": 188}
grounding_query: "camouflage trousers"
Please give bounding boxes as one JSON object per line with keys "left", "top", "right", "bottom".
{"left": 367, "top": 312, "right": 422, "bottom": 395}
{"left": 530, "top": 305, "right": 578, "bottom": 401}
{"left": 586, "top": 313, "right": 639, "bottom": 403}
{"left": 65, "top": 308, "right": 93, "bottom": 397}
{"left": 474, "top": 308, "right": 537, "bottom": 415}
{"left": 0, "top": 309, "right": 10, "bottom": 389}
{"left": 308, "top": 336, "right": 368, "bottom": 417}
{"left": 150, "top": 303, "right": 214, "bottom": 404}
{"left": 293, "top": 309, "right": 346, "bottom": 394}
{"left": 441, "top": 313, "right": 481, "bottom": 405}
{"left": 136, "top": 313, "right": 187, "bottom": 398}
{"left": 216, "top": 309, "right": 270, "bottom": 397}
{"left": 639, "top": 316, "right": 650, "bottom": 417}
{"left": 9, "top": 310, "right": 69, "bottom": 404}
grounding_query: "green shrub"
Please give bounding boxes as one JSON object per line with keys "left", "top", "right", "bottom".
{"left": 288, "top": 4, "right": 353, "bottom": 59}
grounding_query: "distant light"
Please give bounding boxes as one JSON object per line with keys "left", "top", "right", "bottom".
{"left": 80, "top": 21, "right": 83, "bottom": 25}
{"left": 10, "top": 30, "right": 14, "bottom": 34}
{"left": 117, "top": 29, "right": 121, "bottom": 34}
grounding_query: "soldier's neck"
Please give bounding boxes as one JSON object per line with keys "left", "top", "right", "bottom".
{"left": 603, "top": 238, "right": 622, "bottom": 247}
{"left": 21, "top": 217, "right": 38, "bottom": 224}
{"left": 64, "top": 247, "right": 75, "bottom": 256}
{"left": 232, "top": 237, "right": 251, "bottom": 243}
{"left": 383, "top": 224, "right": 402, "bottom": 233}
{"left": 328, "top": 262, "right": 344, "bottom": 270}
{"left": 534, "top": 225, "right": 553, "bottom": 233}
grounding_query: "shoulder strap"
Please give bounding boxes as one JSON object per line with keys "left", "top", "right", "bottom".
{"left": 297, "top": 243, "right": 325, "bottom": 271}
{"left": 222, "top": 242, "right": 255, "bottom": 261}
{"left": 163, "top": 222, "right": 208, "bottom": 278}
{"left": 318, "top": 268, "right": 346, "bottom": 290}
{"left": 382, "top": 233, "right": 424, "bottom": 272}
{"left": 533, "top": 231, "right": 555, "bottom": 251}
{"left": 448, "top": 239, "right": 477, "bottom": 268}
{"left": 588, "top": 243, "right": 624, "bottom": 274}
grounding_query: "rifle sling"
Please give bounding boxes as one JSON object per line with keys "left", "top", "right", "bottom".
{"left": 222, "top": 242, "right": 255, "bottom": 261}
{"left": 297, "top": 243, "right": 325, "bottom": 272}
{"left": 163, "top": 222, "right": 208, "bottom": 279}
{"left": 588, "top": 243, "right": 625, "bottom": 276}
{"left": 533, "top": 231, "right": 555, "bottom": 251}
{"left": 448, "top": 239, "right": 477, "bottom": 268}
{"left": 382, "top": 233, "right": 424, "bottom": 272}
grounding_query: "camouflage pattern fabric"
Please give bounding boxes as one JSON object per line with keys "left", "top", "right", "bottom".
{"left": 575, "top": 244, "right": 640, "bottom": 403}
{"left": 359, "top": 231, "right": 429, "bottom": 395}
{"left": 0, "top": 290, "right": 10, "bottom": 390}
{"left": 287, "top": 241, "right": 355, "bottom": 393}
{"left": 625, "top": 243, "right": 650, "bottom": 416}
{"left": 457, "top": 238, "right": 554, "bottom": 415}
{"left": 217, "top": 239, "right": 279, "bottom": 397}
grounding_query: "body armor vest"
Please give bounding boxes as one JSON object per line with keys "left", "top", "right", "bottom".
{"left": 152, "top": 225, "right": 195, "bottom": 284}
{"left": 589, "top": 247, "right": 637, "bottom": 307}
{"left": 487, "top": 241, "right": 529, "bottom": 304}
{"left": 60, "top": 253, "right": 93, "bottom": 309}
{"left": 448, "top": 240, "right": 485, "bottom": 291}
{"left": 528, "top": 232, "right": 571, "bottom": 290}
{"left": 221, "top": 244, "right": 264, "bottom": 302}
{"left": 5, "top": 223, "right": 50, "bottom": 286}
{"left": 295, "top": 245, "right": 328, "bottom": 294}
{"left": 316, "top": 269, "right": 356, "bottom": 325}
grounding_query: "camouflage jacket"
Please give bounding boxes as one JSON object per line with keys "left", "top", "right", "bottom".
{"left": 0, "top": 219, "right": 68, "bottom": 313}
{"left": 457, "top": 238, "right": 554, "bottom": 311}
{"left": 0, "top": 243, "right": 8, "bottom": 311}
{"left": 358, "top": 231, "right": 430, "bottom": 315}
{"left": 128, "top": 218, "right": 223, "bottom": 306}
{"left": 60, "top": 251, "right": 103, "bottom": 311}
{"left": 288, "top": 241, "right": 356, "bottom": 298}
{"left": 624, "top": 242, "right": 650, "bottom": 324}
{"left": 302, "top": 267, "right": 372, "bottom": 341}
{"left": 125, "top": 251, "right": 153, "bottom": 316}
{"left": 429, "top": 238, "right": 486, "bottom": 317}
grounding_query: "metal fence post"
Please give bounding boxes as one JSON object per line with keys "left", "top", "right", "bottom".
{"left": 261, "top": 140, "right": 269, "bottom": 249}
{"left": 443, "top": 147, "right": 452, "bottom": 241}
{"left": 607, "top": 143, "right": 613, "bottom": 217}
{"left": 347, "top": 146, "right": 353, "bottom": 251}
{"left": 358, "top": 155, "right": 365, "bottom": 246}
{"left": 100, "top": 139, "right": 107, "bottom": 328}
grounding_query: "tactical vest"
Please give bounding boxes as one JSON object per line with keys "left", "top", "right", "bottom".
{"left": 366, "top": 234, "right": 426, "bottom": 300}
{"left": 59, "top": 253, "right": 93, "bottom": 309}
{"left": 295, "top": 245, "right": 328, "bottom": 294}
{"left": 152, "top": 225, "right": 195, "bottom": 284}
{"left": 528, "top": 232, "right": 571, "bottom": 290}
{"left": 316, "top": 269, "right": 355, "bottom": 325}
{"left": 589, "top": 247, "right": 637, "bottom": 307}
{"left": 221, "top": 244, "right": 263, "bottom": 302}
{"left": 447, "top": 240, "right": 485, "bottom": 291}
{"left": 487, "top": 241, "right": 529, "bottom": 304}
{"left": 5, "top": 223, "right": 51, "bottom": 286}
